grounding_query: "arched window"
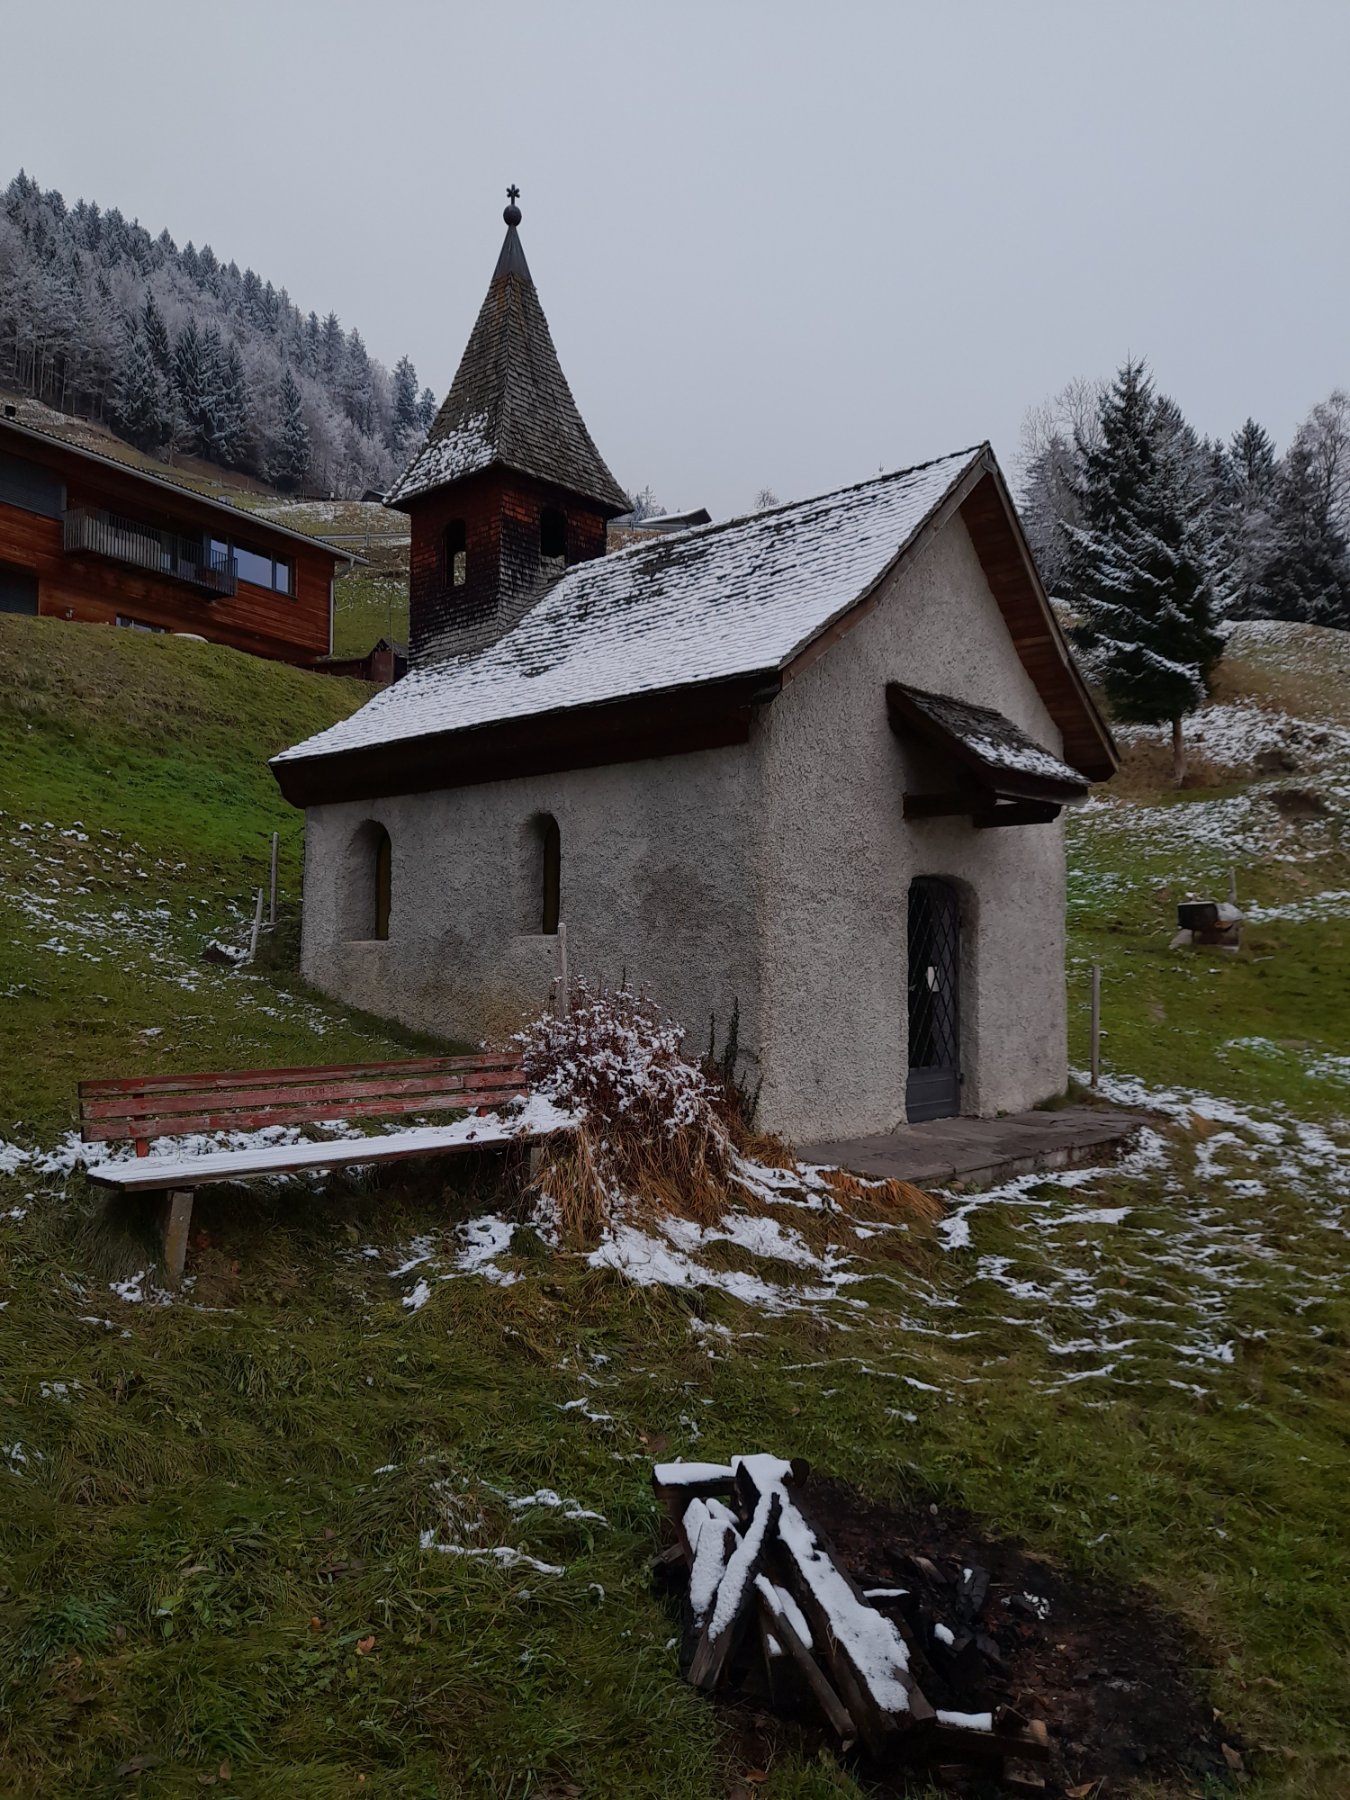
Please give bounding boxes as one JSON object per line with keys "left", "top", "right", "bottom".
{"left": 373, "top": 825, "right": 392, "bottom": 940}
{"left": 341, "top": 820, "right": 392, "bottom": 941}
{"left": 444, "top": 519, "right": 467, "bottom": 588}
{"left": 540, "top": 506, "right": 567, "bottom": 564}
{"left": 540, "top": 814, "right": 561, "bottom": 935}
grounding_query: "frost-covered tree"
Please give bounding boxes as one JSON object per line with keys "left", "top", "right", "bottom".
{"left": 1061, "top": 361, "right": 1225, "bottom": 782}
{"left": 1265, "top": 432, "right": 1350, "bottom": 628}
{"left": 1213, "top": 419, "right": 1279, "bottom": 619}
{"left": 416, "top": 385, "right": 437, "bottom": 433}
{"left": 389, "top": 353, "right": 419, "bottom": 451}
{"left": 272, "top": 366, "right": 310, "bottom": 490}
{"left": 111, "top": 326, "right": 169, "bottom": 451}
{"left": 141, "top": 288, "right": 171, "bottom": 377}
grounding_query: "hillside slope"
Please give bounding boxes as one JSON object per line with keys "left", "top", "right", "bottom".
{"left": 0, "top": 614, "right": 423, "bottom": 1142}
{"left": 0, "top": 617, "right": 1347, "bottom": 1798}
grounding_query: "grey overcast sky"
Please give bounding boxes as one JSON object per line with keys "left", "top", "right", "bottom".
{"left": 3, "top": 0, "right": 1347, "bottom": 516}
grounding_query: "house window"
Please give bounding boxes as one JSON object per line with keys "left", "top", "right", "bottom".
{"left": 207, "top": 537, "right": 293, "bottom": 593}
{"left": 444, "top": 520, "right": 467, "bottom": 588}
{"left": 115, "top": 615, "right": 167, "bottom": 633}
{"left": 0, "top": 563, "right": 39, "bottom": 615}
{"left": 0, "top": 451, "right": 64, "bottom": 520}
{"left": 540, "top": 506, "right": 567, "bottom": 564}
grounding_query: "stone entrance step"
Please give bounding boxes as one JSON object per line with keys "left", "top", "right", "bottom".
{"left": 801, "top": 1105, "right": 1150, "bottom": 1189}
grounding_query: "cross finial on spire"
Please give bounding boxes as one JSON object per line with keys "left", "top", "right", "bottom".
{"left": 504, "top": 184, "right": 522, "bottom": 227}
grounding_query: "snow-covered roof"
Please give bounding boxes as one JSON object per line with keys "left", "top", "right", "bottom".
{"left": 276, "top": 446, "right": 983, "bottom": 768}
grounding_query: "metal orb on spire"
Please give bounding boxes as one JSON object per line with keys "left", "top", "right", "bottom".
{"left": 504, "top": 185, "right": 522, "bottom": 227}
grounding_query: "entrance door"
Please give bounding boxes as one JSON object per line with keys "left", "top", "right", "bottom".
{"left": 906, "top": 877, "right": 961, "bottom": 1121}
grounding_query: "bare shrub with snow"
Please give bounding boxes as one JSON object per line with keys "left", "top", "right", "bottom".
{"left": 515, "top": 982, "right": 731, "bottom": 1239}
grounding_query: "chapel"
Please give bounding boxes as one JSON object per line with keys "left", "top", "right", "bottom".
{"left": 273, "top": 194, "right": 1117, "bottom": 1140}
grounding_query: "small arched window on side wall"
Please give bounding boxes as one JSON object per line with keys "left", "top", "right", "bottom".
{"left": 373, "top": 825, "right": 392, "bottom": 940}
{"left": 444, "top": 519, "right": 467, "bottom": 589}
{"left": 539, "top": 814, "right": 561, "bottom": 935}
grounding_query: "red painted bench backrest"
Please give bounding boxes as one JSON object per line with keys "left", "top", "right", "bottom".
{"left": 78, "top": 1052, "right": 526, "bottom": 1157}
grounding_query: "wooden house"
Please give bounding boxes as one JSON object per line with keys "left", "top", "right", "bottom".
{"left": 0, "top": 413, "right": 354, "bottom": 665}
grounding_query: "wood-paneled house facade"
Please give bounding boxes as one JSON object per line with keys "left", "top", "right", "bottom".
{"left": 0, "top": 415, "right": 351, "bottom": 664}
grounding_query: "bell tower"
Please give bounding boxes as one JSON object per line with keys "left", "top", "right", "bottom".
{"left": 385, "top": 189, "right": 630, "bottom": 665}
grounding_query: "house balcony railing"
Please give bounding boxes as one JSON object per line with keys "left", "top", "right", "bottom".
{"left": 61, "top": 508, "right": 237, "bottom": 597}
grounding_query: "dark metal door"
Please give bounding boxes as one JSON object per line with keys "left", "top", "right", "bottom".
{"left": 906, "top": 877, "right": 961, "bottom": 1121}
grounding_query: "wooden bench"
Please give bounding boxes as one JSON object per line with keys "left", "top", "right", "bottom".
{"left": 79, "top": 1051, "right": 568, "bottom": 1289}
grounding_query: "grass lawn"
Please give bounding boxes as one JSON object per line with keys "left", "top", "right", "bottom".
{"left": 1, "top": 617, "right": 1347, "bottom": 1797}
{"left": 332, "top": 573, "right": 410, "bottom": 660}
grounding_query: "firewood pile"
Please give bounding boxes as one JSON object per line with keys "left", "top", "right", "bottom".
{"left": 652, "top": 1456, "right": 1052, "bottom": 1792}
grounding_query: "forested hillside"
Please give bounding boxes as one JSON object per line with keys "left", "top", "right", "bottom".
{"left": 0, "top": 171, "right": 436, "bottom": 498}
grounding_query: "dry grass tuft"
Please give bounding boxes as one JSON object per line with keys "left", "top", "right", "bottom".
{"left": 817, "top": 1168, "right": 944, "bottom": 1225}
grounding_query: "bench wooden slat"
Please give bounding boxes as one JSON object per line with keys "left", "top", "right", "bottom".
{"left": 78, "top": 1051, "right": 521, "bottom": 1100}
{"left": 85, "top": 1112, "right": 572, "bottom": 1194}
{"left": 80, "top": 1087, "right": 529, "bottom": 1144}
{"left": 80, "top": 1068, "right": 516, "bottom": 1125}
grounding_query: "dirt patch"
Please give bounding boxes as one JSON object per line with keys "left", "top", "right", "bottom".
{"left": 1266, "top": 786, "right": 1328, "bottom": 820}
{"left": 667, "top": 1474, "right": 1238, "bottom": 1797}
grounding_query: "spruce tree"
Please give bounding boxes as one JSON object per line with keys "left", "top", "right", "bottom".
{"left": 172, "top": 319, "right": 206, "bottom": 448}
{"left": 389, "top": 353, "right": 419, "bottom": 450}
{"left": 112, "top": 327, "right": 168, "bottom": 451}
{"left": 1217, "top": 418, "right": 1279, "bottom": 618}
{"left": 1062, "top": 361, "right": 1224, "bottom": 783}
{"left": 272, "top": 367, "right": 310, "bottom": 490}
{"left": 417, "top": 385, "right": 437, "bottom": 432}
{"left": 1265, "top": 440, "right": 1350, "bottom": 627}
{"left": 141, "top": 290, "right": 171, "bottom": 377}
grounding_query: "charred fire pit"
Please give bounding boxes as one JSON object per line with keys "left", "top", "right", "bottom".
{"left": 653, "top": 1458, "right": 1240, "bottom": 1796}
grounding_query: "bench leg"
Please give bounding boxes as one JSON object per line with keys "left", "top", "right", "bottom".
{"left": 160, "top": 1189, "right": 194, "bottom": 1290}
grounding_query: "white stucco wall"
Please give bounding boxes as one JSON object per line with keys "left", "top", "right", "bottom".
{"left": 297, "top": 511, "right": 1072, "bottom": 1143}
{"left": 749, "top": 515, "right": 1069, "bottom": 1140}
{"left": 301, "top": 745, "right": 764, "bottom": 1064}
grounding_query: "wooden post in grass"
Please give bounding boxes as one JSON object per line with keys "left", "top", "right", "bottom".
{"left": 247, "top": 886, "right": 264, "bottom": 963}
{"left": 1229, "top": 865, "right": 1238, "bottom": 907}
{"left": 1089, "top": 962, "right": 1101, "bottom": 1088}
{"left": 269, "top": 832, "right": 279, "bottom": 926}
{"left": 558, "top": 921, "right": 570, "bottom": 1015}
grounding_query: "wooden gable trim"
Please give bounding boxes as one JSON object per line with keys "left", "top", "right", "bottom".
{"left": 780, "top": 448, "right": 1117, "bottom": 784}
{"left": 271, "top": 673, "right": 777, "bottom": 809}
{"left": 957, "top": 458, "right": 1117, "bottom": 781}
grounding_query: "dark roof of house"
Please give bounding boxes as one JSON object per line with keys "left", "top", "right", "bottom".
{"left": 384, "top": 210, "right": 630, "bottom": 516}
{"left": 276, "top": 445, "right": 1118, "bottom": 797}
{"left": 0, "top": 413, "right": 360, "bottom": 563}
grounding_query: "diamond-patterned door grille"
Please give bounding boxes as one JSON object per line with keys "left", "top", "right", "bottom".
{"left": 906, "top": 877, "right": 960, "bottom": 1121}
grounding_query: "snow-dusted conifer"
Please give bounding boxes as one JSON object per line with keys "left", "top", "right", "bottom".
{"left": 111, "top": 327, "right": 168, "bottom": 451}
{"left": 1062, "top": 361, "right": 1224, "bottom": 782}
{"left": 272, "top": 367, "right": 310, "bottom": 490}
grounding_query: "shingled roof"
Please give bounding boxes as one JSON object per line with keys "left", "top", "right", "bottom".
{"left": 385, "top": 207, "right": 629, "bottom": 515}
{"left": 274, "top": 445, "right": 1118, "bottom": 803}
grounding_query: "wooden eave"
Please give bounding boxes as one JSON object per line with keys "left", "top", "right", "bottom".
{"left": 270, "top": 672, "right": 780, "bottom": 808}
{"left": 885, "top": 682, "right": 1089, "bottom": 807}
{"left": 782, "top": 449, "right": 1117, "bottom": 784}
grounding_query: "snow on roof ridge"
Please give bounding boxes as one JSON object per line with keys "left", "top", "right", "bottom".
{"left": 274, "top": 444, "right": 990, "bottom": 770}
{"left": 604, "top": 443, "right": 987, "bottom": 562}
